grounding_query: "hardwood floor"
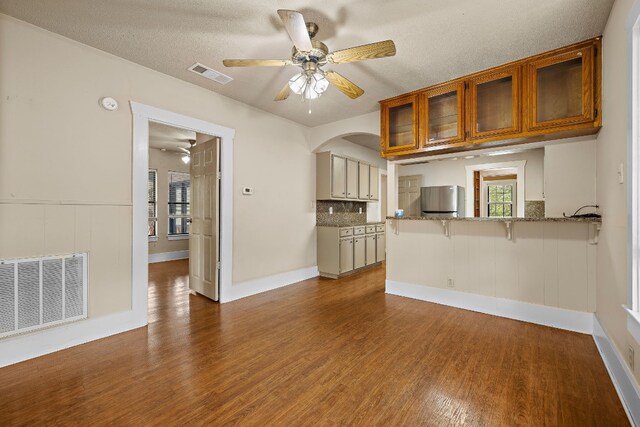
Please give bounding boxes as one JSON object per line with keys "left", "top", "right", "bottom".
{"left": 0, "top": 260, "right": 628, "bottom": 426}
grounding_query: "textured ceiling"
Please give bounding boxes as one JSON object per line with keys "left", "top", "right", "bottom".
{"left": 149, "top": 122, "right": 195, "bottom": 153}
{"left": 0, "top": 0, "right": 614, "bottom": 127}
{"left": 342, "top": 134, "right": 380, "bottom": 151}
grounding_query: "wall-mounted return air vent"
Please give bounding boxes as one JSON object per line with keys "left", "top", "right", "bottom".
{"left": 188, "top": 62, "right": 233, "bottom": 85}
{"left": 0, "top": 253, "right": 87, "bottom": 339}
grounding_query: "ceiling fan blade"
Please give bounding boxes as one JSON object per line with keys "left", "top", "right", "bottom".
{"left": 277, "top": 9, "right": 313, "bottom": 52}
{"left": 327, "top": 40, "right": 396, "bottom": 64}
{"left": 223, "top": 59, "right": 292, "bottom": 67}
{"left": 177, "top": 147, "right": 190, "bottom": 154}
{"left": 274, "top": 82, "right": 292, "bottom": 101}
{"left": 325, "top": 71, "right": 365, "bottom": 99}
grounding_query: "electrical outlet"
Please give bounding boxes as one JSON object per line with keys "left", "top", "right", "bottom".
{"left": 359, "top": 207, "right": 363, "bottom": 214}
{"left": 629, "top": 345, "right": 635, "bottom": 371}
{"left": 447, "top": 278, "right": 455, "bottom": 288}
{"left": 329, "top": 207, "right": 333, "bottom": 215}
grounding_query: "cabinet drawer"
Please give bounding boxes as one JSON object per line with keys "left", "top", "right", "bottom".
{"left": 339, "top": 227, "right": 353, "bottom": 237}
{"left": 376, "top": 224, "right": 385, "bottom": 233}
{"left": 353, "top": 226, "right": 365, "bottom": 235}
{"left": 366, "top": 225, "right": 376, "bottom": 234}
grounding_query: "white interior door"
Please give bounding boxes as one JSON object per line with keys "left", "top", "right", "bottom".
{"left": 189, "top": 137, "right": 220, "bottom": 301}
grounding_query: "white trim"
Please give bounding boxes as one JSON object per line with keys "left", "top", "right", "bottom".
{"left": 386, "top": 280, "right": 593, "bottom": 334}
{"left": 626, "top": 306, "right": 640, "bottom": 345}
{"left": 148, "top": 236, "right": 158, "bottom": 242}
{"left": 593, "top": 316, "right": 640, "bottom": 426}
{"left": 465, "top": 160, "right": 526, "bottom": 218}
{"left": 148, "top": 250, "right": 189, "bottom": 264}
{"left": 131, "top": 101, "right": 235, "bottom": 307}
{"left": 0, "top": 309, "right": 144, "bottom": 368}
{"left": 225, "top": 266, "right": 319, "bottom": 303}
{"left": 167, "top": 234, "right": 189, "bottom": 241}
{"left": 628, "top": 0, "right": 640, "bottom": 321}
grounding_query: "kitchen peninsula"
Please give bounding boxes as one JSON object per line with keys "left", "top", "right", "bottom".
{"left": 385, "top": 214, "right": 600, "bottom": 333}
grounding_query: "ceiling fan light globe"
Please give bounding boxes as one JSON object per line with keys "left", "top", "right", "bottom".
{"left": 181, "top": 155, "right": 190, "bottom": 164}
{"left": 288, "top": 72, "right": 306, "bottom": 95}
{"left": 312, "top": 72, "right": 329, "bottom": 93}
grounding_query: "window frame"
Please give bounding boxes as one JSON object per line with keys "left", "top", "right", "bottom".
{"left": 167, "top": 170, "right": 190, "bottom": 237}
{"left": 484, "top": 179, "right": 516, "bottom": 218}
{"left": 148, "top": 169, "right": 158, "bottom": 241}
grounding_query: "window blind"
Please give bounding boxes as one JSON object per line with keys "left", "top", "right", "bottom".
{"left": 168, "top": 171, "right": 190, "bottom": 235}
{"left": 148, "top": 170, "right": 157, "bottom": 237}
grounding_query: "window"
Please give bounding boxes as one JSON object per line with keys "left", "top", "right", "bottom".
{"left": 487, "top": 183, "right": 514, "bottom": 217}
{"left": 168, "top": 171, "right": 190, "bottom": 236}
{"left": 148, "top": 169, "right": 157, "bottom": 237}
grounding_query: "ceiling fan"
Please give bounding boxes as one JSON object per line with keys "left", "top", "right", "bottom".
{"left": 223, "top": 9, "right": 396, "bottom": 103}
{"left": 177, "top": 139, "right": 196, "bottom": 164}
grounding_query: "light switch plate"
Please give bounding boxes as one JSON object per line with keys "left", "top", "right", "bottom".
{"left": 618, "top": 163, "right": 624, "bottom": 184}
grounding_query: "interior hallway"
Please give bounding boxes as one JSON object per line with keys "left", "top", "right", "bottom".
{"left": 0, "top": 260, "right": 628, "bottom": 425}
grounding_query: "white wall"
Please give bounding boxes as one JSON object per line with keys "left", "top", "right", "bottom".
{"left": 0, "top": 14, "right": 316, "bottom": 320}
{"left": 398, "top": 149, "right": 545, "bottom": 201}
{"left": 594, "top": 0, "right": 640, "bottom": 385}
{"left": 544, "top": 139, "right": 597, "bottom": 217}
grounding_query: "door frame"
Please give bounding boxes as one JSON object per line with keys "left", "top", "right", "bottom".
{"left": 131, "top": 102, "right": 235, "bottom": 325}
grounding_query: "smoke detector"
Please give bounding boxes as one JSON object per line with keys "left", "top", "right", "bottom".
{"left": 188, "top": 63, "right": 233, "bottom": 85}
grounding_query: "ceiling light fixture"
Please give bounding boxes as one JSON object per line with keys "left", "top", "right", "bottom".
{"left": 181, "top": 154, "right": 190, "bottom": 164}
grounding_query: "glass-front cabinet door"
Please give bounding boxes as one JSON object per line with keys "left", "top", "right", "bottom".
{"left": 420, "top": 82, "right": 465, "bottom": 149}
{"left": 527, "top": 46, "right": 595, "bottom": 131}
{"left": 468, "top": 66, "right": 521, "bottom": 140}
{"left": 381, "top": 94, "right": 419, "bottom": 155}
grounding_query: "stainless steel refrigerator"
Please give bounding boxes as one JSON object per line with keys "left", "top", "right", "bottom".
{"left": 420, "top": 186, "right": 465, "bottom": 217}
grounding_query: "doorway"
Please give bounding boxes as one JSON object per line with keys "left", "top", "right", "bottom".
{"left": 131, "top": 102, "right": 235, "bottom": 327}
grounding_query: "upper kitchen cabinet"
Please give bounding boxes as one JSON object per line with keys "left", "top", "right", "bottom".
{"left": 526, "top": 40, "right": 599, "bottom": 131}
{"left": 380, "top": 94, "right": 419, "bottom": 156}
{"left": 379, "top": 37, "right": 602, "bottom": 159}
{"left": 420, "top": 82, "right": 465, "bottom": 150}
{"left": 468, "top": 65, "right": 521, "bottom": 141}
{"left": 316, "top": 152, "right": 380, "bottom": 201}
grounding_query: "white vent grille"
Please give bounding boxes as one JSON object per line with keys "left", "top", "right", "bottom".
{"left": 0, "top": 253, "right": 87, "bottom": 339}
{"left": 188, "top": 62, "right": 233, "bottom": 85}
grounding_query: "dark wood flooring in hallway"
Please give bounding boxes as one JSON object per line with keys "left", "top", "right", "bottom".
{"left": 0, "top": 260, "right": 629, "bottom": 425}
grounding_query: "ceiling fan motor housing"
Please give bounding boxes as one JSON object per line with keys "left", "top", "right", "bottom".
{"left": 292, "top": 39, "right": 328, "bottom": 66}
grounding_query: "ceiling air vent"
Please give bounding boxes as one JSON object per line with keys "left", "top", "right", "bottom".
{"left": 188, "top": 62, "right": 233, "bottom": 85}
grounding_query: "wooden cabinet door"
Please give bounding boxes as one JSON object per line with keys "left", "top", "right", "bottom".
{"left": 527, "top": 46, "right": 595, "bottom": 131}
{"left": 468, "top": 66, "right": 521, "bottom": 140}
{"left": 381, "top": 94, "right": 419, "bottom": 155}
{"left": 353, "top": 237, "right": 365, "bottom": 269}
{"left": 331, "top": 155, "right": 346, "bottom": 199}
{"left": 339, "top": 238, "right": 354, "bottom": 273}
{"left": 358, "top": 162, "right": 370, "bottom": 200}
{"left": 346, "top": 159, "right": 358, "bottom": 199}
{"left": 420, "top": 82, "right": 465, "bottom": 148}
{"left": 369, "top": 166, "right": 379, "bottom": 200}
{"left": 376, "top": 233, "right": 385, "bottom": 262}
{"left": 365, "top": 235, "right": 377, "bottom": 265}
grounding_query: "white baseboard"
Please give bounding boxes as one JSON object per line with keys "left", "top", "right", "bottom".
{"left": 148, "top": 250, "right": 189, "bottom": 263}
{"left": 593, "top": 316, "right": 640, "bottom": 426}
{"left": 386, "top": 280, "right": 594, "bottom": 334}
{"left": 0, "top": 310, "right": 146, "bottom": 368}
{"left": 223, "top": 266, "right": 319, "bottom": 303}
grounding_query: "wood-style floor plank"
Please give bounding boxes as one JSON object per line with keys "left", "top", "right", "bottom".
{"left": 0, "top": 260, "right": 629, "bottom": 426}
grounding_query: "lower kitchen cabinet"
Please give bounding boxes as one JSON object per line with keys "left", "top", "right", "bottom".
{"left": 317, "top": 224, "right": 385, "bottom": 279}
{"left": 339, "top": 237, "right": 354, "bottom": 274}
{"left": 376, "top": 233, "right": 386, "bottom": 262}
{"left": 365, "top": 235, "right": 376, "bottom": 265}
{"left": 353, "top": 236, "right": 366, "bottom": 269}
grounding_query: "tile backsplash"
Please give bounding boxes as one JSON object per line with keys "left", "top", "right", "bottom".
{"left": 316, "top": 200, "right": 367, "bottom": 226}
{"left": 525, "top": 200, "right": 545, "bottom": 218}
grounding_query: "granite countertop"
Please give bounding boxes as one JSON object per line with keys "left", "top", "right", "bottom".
{"left": 317, "top": 222, "right": 386, "bottom": 228}
{"left": 386, "top": 216, "right": 601, "bottom": 223}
